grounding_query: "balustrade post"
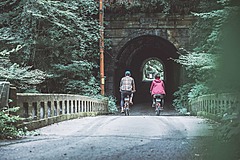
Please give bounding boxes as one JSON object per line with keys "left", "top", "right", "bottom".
{"left": 28, "top": 102, "right": 33, "bottom": 119}
{"left": 69, "top": 100, "right": 73, "bottom": 114}
{"left": 59, "top": 101, "right": 63, "bottom": 115}
{"left": 44, "top": 102, "right": 48, "bottom": 118}
{"left": 54, "top": 101, "right": 57, "bottom": 116}
{"left": 84, "top": 101, "right": 86, "bottom": 112}
{"left": 37, "top": 102, "right": 41, "bottom": 120}
{"left": 81, "top": 100, "right": 83, "bottom": 112}
{"left": 64, "top": 100, "right": 67, "bottom": 114}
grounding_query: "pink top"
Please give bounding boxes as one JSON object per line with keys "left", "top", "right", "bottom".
{"left": 150, "top": 79, "right": 166, "bottom": 95}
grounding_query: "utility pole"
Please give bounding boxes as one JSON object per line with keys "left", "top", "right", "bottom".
{"left": 99, "top": 0, "right": 105, "bottom": 95}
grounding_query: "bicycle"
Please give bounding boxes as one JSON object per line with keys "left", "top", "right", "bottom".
{"left": 123, "top": 95, "right": 130, "bottom": 116}
{"left": 153, "top": 94, "right": 164, "bottom": 116}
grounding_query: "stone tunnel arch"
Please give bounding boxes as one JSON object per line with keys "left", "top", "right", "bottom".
{"left": 114, "top": 35, "right": 181, "bottom": 107}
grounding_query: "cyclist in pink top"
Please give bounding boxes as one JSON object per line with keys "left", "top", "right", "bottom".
{"left": 150, "top": 73, "right": 166, "bottom": 107}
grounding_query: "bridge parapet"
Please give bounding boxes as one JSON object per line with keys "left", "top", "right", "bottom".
{"left": 16, "top": 93, "right": 108, "bottom": 130}
{"left": 190, "top": 93, "right": 240, "bottom": 117}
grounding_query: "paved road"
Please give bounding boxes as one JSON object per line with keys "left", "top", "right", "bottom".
{"left": 116, "top": 102, "right": 181, "bottom": 116}
{"left": 0, "top": 104, "right": 217, "bottom": 160}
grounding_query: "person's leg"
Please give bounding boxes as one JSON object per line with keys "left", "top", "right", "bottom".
{"left": 130, "top": 93, "right": 133, "bottom": 105}
{"left": 161, "top": 94, "right": 164, "bottom": 109}
{"left": 120, "top": 92, "right": 125, "bottom": 113}
{"left": 152, "top": 95, "right": 155, "bottom": 107}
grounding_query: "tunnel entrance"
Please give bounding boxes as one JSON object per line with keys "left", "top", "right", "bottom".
{"left": 114, "top": 35, "right": 180, "bottom": 108}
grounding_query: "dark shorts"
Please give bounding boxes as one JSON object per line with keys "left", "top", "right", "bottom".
{"left": 121, "top": 91, "right": 132, "bottom": 99}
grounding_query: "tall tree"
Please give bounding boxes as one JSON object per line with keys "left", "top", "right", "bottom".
{"left": 173, "top": 0, "right": 240, "bottom": 107}
{"left": 174, "top": 0, "right": 240, "bottom": 148}
{"left": 0, "top": 0, "right": 48, "bottom": 91}
{"left": 0, "top": 0, "right": 101, "bottom": 95}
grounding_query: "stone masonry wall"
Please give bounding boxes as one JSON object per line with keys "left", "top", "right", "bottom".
{"left": 104, "top": 13, "right": 195, "bottom": 95}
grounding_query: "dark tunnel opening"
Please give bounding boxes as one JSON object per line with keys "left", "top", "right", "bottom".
{"left": 114, "top": 35, "right": 181, "bottom": 108}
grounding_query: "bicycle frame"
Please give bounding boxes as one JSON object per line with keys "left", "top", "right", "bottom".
{"left": 124, "top": 95, "right": 130, "bottom": 116}
{"left": 153, "top": 94, "right": 164, "bottom": 116}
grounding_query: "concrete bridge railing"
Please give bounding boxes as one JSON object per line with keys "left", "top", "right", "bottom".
{"left": 16, "top": 93, "right": 108, "bottom": 130}
{"left": 190, "top": 93, "right": 240, "bottom": 118}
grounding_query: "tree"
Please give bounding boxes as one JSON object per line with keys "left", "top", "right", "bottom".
{"left": 0, "top": 47, "right": 47, "bottom": 91}
{"left": 0, "top": 0, "right": 101, "bottom": 95}
{"left": 173, "top": 0, "right": 240, "bottom": 107}
{"left": 105, "top": 0, "right": 200, "bottom": 15}
{"left": 174, "top": 0, "right": 240, "bottom": 149}
{"left": 0, "top": 0, "right": 48, "bottom": 91}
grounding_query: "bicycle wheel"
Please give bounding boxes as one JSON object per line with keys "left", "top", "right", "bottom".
{"left": 126, "top": 108, "right": 129, "bottom": 116}
{"left": 155, "top": 103, "right": 161, "bottom": 116}
{"left": 124, "top": 108, "right": 129, "bottom": 116}
{"left": 124, "top": 101, "right": 130, "bottom": 116}
{"left": 155, "top": 108, "right": 160, "bottom": 116}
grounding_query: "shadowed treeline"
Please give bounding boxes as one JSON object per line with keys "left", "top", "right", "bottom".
{"left": 211, "top": 10, "right": 240, "bottom": 93}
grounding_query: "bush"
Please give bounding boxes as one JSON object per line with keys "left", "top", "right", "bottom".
{"left": 188, "top": 83, "right": 209, "bottom": 102}
{"left": 107, "top": 96, "right": 118, "bottom": 113}
{"left": 217, "top": 104, "right": 240, "bottom": 143}
{"left": 92, "top": 94, "right": 118, "bottom": 114}
{"left": 0, "top": 107, "right": 25, "bottom": 139}
{"left": 173, "top": 83, "right": 193, "bottom": 110}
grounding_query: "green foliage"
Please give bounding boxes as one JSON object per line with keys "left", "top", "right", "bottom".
{"left": 173, "top": 50, "right": 215, "bottom": 110}
{"left": 90, "top": 94, "right": 117, "bottom": 113}
{"left": 173, "top": 82, "right": 209, "bottom": 110}
{"left": 173, "top": 0, "right": 239, "bottom": 110}
{"left": 0, "top": 0, "right": 102, "bottom": 95}
{"left": 216, "top": 104, "right": 240, "bottom": 145}
{"left": 188, "top": 83, "right": 209, "bottom": 101}
{"left": 107, "top": 96, "right": 118, "bottom": 113}
{"left": 106, "top": 0, "right": 168, "bottom": 14}
{"left": 178, "top": 0, "right": 240, "bottom": 146}
{"left": 176, "top": 49, "right": 217, "bottom": 81}
{"left": 0, "top": 107, "right": 25, "bottom": 139}
{"left": 143, "top": 59, "right": 164, "bottom": 81}
{"left": 65, "top": 77, "right": 100, "bottom": 96}
{"left": 213, "top": 2, "right": 240, "bottom": 145}
{"left": 0, "top": 47, "right": 49, "bottom": 91}
{"left": 49, "top": 60, "right": 100, "bottom": 95}
{"left": 105, "top": 0, "right": 199, "bottom": 15}
{"left": 212, "top": 5, "right": 240, "bottom": 93}
{"left": 173, "top": 83, "right": 193, "bottom": 110}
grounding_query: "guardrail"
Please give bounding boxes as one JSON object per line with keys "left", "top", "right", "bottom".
{"left": 16, "top": 93, "right": 108, "bottom": 130}
{"left": 190, "top": 93, "right": 240, "bottom": 117}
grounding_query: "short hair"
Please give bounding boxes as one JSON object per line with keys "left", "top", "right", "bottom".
{"left": 125, "top": 70, "right": 131, "bottom": 76}
{"left": 155, "top": 73, "right": 160, "bottom": 79}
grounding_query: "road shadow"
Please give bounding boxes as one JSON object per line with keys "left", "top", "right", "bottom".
{"left": 114, "top": 102, "right": 181, "bottom": 116}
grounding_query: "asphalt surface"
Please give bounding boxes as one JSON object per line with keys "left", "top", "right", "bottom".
{"left": 0, "top": 103, "right": 234, "bottom": 160}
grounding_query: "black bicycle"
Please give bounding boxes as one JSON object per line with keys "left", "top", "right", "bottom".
{"left": 153, "top": 94, "right": 164, "bottom": 116}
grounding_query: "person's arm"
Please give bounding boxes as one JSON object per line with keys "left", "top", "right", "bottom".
{"left": 162, "top": 81, "right": 165, "bottom": 89}
{"left": 150, "top": 81, "right": 154, "bottom": 94}
{"left": 132, "top": 78, "right": 136, "bottom": 92}
{"left": 119, "top": 78, "right": 123, "bottom": 91}
{"left": 162, "top": 81, "right": 166, "bottom": 94}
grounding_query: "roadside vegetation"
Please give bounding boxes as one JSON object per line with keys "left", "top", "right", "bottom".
{"left": 0, "top": 107, "right": 24, "bottom": 139}
{"left": 0, "top": 0, "right": 116, "bottom": 139}
{"left": 173, "top": 0, "right": 240, "bottom": 157}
